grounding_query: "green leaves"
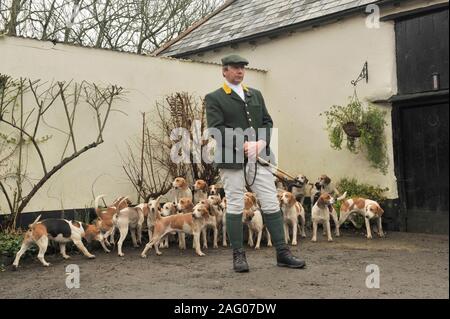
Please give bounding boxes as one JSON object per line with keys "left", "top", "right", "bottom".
{"left": 0, "top": 230, "right": 32, "bottom": 258}
{"left": 321, "top": 96, "right": 389, "bottom": 174}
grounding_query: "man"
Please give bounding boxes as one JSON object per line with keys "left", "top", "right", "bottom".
{"left": 205, "top": 54, "right": 306, "bottom": 272}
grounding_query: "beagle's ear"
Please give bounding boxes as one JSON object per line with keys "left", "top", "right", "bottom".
{"left": 325, "top": 176, "right": 331, "bottom": 185}
{"left": 288, "top": 193, "right": 296, "bottom": 206}
{"left": 305, "top": 177, "right": 309, "bottom": 184}
{"left": 377, "top": 204, "right": 384, "bottom": 215}
{"left": 155, "top": 195, "right": 162, "bottom": 207}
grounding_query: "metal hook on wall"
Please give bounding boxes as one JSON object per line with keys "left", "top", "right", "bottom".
{"left": 351, "top": 61, "right": 369, "bottom": 87}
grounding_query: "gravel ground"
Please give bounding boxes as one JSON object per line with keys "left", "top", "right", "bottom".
{"left": 0, "top": 230, "right": 448, "bottom": 299}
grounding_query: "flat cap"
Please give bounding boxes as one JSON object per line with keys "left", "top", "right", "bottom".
{"left": 221, "top": 54, "right": 249, "bottom": 66}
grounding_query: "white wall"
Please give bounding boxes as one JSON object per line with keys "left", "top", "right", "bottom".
{"left": 183, "top": 10, "right": 405, "bottom": 199}
{"left": 0, "top": 36, "right": 267, "bottom": 213}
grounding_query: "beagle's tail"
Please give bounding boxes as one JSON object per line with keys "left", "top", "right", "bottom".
{"left": 28, "top": 214, "right": 42, "bottom": 229}
{"left": 94, "top": 194, "right": 106, "bottom": 216}
{"left": 337, "top": 191, "right": 347, "bottom": 202}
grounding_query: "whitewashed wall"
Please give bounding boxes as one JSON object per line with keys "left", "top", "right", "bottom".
{"left": 0, "top": 36, "right": 267, "bottom": 213}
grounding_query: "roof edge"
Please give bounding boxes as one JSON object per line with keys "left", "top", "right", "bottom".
{"left": 164, "top": 0, "right": 402, "bottom": 58}
{"left": 152, "top": 0, "right": 237, "bottom": 56}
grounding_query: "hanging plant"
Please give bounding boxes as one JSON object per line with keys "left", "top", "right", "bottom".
{"left": 320, "top": 90, "right": 389, "bottom": 174}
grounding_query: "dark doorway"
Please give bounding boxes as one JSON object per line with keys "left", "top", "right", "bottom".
{"left": 393, "top": 6, "right": 449, "bottom": 234}
{"left": 395, "top": 100, "right": 449, "bottom": 234}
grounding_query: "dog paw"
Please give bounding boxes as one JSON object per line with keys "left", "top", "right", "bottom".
{"left": 141, "top": 254, "right": 148, "bottom": 258}
{"left": 311, "top": 239, "right": 317, "bottom": 243}
{"left": 43, "top": 263, "right": 51, "bottom": 267}
{"left": 118, "top": 253, "right": 124, "bottom": 257}
{"left": 366, "top": 235, "right": 373, "bottom": 240}
{"left": 62, "top": 255, "right": 71, "bottom": 260}
{"left": 213, "top": 245, "right": 218, "bottom": 249}
{"left": 292, "top": 241, "right": 297, "bottom": 246}
{"left": 88, "top": 254, "right": 96, "bottom": 259}
{"left": 222, "top": 243, "right": 228, "bottom": 247}
{"left": 327, "top": 239, "right": 333, "bottom": 242}
{"left": 156, "top": 251, "right": 162, "bottom": 256}
{"left": 11, "top": 265, "right": 18, "bottom": 271}
{"left": 255, "top": 246, "right": 260, "bottom": 250}
{"left": 197, "top": 252, "right": 206, "bottom": 257}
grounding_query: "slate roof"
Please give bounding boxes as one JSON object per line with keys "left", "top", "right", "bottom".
{"left": 156, "top": 0, "right": 384, "bottom": 57}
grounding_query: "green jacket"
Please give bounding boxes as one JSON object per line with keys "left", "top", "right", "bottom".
{"left": 205, "top": 83, "right": 274, "bottom": 169}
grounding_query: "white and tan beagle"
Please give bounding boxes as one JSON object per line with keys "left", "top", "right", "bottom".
{"left": 13, "top": 216, "right": 104, "bottom": 269}
{"left": 113, "top": 202, "right": 149, "bottom": 257}
{"left": 193, "top": 179, "right": 209, "bottom": 204}
{"left": 310, "top": 175, "right": 341, "bottom": 206}
{"left": 280, "top": 191, "right": 306, "bottom": 246}
{"left": 338, "top": 198, "right": 385, "bottom": 239}
{"left": 242, "top": 193, "right": 272, "bottom": 249}
{"left": 291, "top": 174, "right": 309, "bottom": 205}
{"left": 175, "top": 197, "right": 195, "bottom": 250}
{"left": 140, "top": 201, "right": 210, "bottom": 257}
{"left": 159, "top": 202, "right": 178, "bottom": 248}
{"left": 311, "top": 192, "right": 346, "bottom": 242}
{"left": 172, "top": 177, "right": 193, "bottom": 204}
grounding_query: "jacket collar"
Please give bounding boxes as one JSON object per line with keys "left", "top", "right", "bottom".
{"left": 223, "top": 82, "right": 250, "bottom": 94}
{"left": 223, "top": 83, "right": 252, "bottom": 102}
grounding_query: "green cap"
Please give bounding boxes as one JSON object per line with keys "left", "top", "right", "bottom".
{"left": 221, "top": 54, "right": 249, "bottom": 66}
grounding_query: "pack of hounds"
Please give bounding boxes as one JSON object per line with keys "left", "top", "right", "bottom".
{"left": 12, "top": 174, "right": 385, "bottom": 270}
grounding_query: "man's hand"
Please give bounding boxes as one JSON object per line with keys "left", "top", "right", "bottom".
{"left": 244, "top": 140, "right": 267, "bottom": 161}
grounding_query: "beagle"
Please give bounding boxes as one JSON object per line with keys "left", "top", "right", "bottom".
{"left": 140, "top": 201, "right": 210, "bottom": 257}
{"left": 311, "top": 192, "right": 346, "bottom": 242}
{"left": 199, "top": 195, "right": 225, "bottom": 249}
{"left": 172, "top": 177, "right": 193, "bottom": 204}
{"left": 193, "top": 179, "right": 209, "bottom": 204}
{"left": 159, "top": 202, "right": 178, "bottom": 248}
{"left": 280, "top": 191, "right": 306, "bottom": 246}
{"left": 146, "top": 197, "right": 163, "bottom": 246}
{"left": 176, "top": 197, "right": 195, "bottom": 250}
{"left": 113, "top": 203, "right": 149, "bottom": 257}
{"left": 94, "top": 195, "right": 130, "bottom": 251}
{"left": 208, "top": 184, "right": 221, "bottom": 197}
{"left": 319, "top": 174, "right": 341, "bottom": 196}
{"left": 338, "top": 198, "right": 385, "bottom": 239}
{"left": 310, "top": 175, "right": 341, "bottom": 206}
{"left": 290, "top": 174, "right": 309, "bottom": 205}
{"left": 242, "top": 193, "right": 272, "bottom": 249}
{"left": 13, "top": 216, "right": 103, "bottom": 269}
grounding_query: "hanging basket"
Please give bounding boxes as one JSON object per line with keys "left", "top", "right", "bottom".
{"left": 342, "top": 122, "right": 361, "bottom": 138}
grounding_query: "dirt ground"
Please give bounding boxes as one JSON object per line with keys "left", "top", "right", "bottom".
{"left": 0, "top": 230, "right": 448, "bottom": 299}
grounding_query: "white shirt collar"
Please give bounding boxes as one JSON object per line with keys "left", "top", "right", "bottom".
{"left": 225, "top": 80, "right": 245, "bottom": 101}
